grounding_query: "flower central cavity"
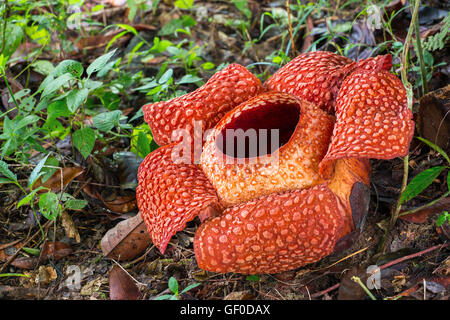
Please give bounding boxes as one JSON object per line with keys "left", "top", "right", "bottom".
{"left": 216, "top": 101, "right": 301, "bottom": 159}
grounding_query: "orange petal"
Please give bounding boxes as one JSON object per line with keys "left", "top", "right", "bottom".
{"left": 319, "top": 69, "right": 414, "bottom": 177}
{"left": 194, "top": 185, "right": 345, "bottom": 274}
{"left": 136, "top": 144, "right": 221, "bottom": 253}
{"left": 143, "top": 64, "right": 263, "bottom": 147}
{"left": 200, "top": 92, "right": 335, "bottom": 207}
{"left": 264, "top": 51, "right": 353, "bottom": 113}
{"left": 353, "top": 54, "right": 392, "bottom": 72}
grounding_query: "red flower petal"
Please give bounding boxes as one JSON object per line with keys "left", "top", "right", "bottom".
{"left": 142, "top": 64, "right": 263, "bottom": 148}
{"left": 136, "top": 144, "right": 221, "bottom": 253}
{"left": 194, "top": 185, "right": 345, "bottom": 274}
{"left": 264, "top": 51, "right": 353, "bottom": 113}
{"left": 319, "top": 69, "right": 415, "bottom": 177}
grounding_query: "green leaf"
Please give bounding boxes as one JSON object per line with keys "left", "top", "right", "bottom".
{"left": 136, "top": 131, "right": 151, "bottom": 158}
{"left": 55, "top": 60, "right": 84, "bottom": 78}
{"left": 416, "top": 136, "right": 450, "bottom": 165}
{"left": 40, "top": 157, "right": 59, "bottom": 183}
{"left": 399, "top": 166, "right": 446, "bottom": 205}
{"left": 65, "top": 199, "right": 88, "bottom": 211}
{"left": 66, "top": 88, "right": 89, "bottom": 113}
{"left": 174, "top": 0, "right": 194, "bottom": 9}
{"left": 28, "top": 154, "right": 50, "bottom": 188}
{"left": 168, "top": 277, "right": 178, "bottom": 295}
{"left": 0, "top": 159, "right": 17, "bottom": 182}
{"left": 436, "top": 211, "right": 449, "bottom": 227}
{"left": 246, "top": 274, "right": 259, "bottom": 282}
{"left": 39, "top": 192, "right": 60, "bottom": 220}
{"left": 0, "top": 24, "right": 24, "bottom": 58}
{"left": 0, "top": 177, "right": 14, "bottom": 184}
{"left": 176, "top": 74, "right": 202, "bottom": 85}
{"left": 180, "top": 283, "right": 201, "bottom": 294}
{"left": 73, "top": 127, "right": 96, "bottom": 159}
{"left": 41, "top": 73, "right": 74, "bottom": 98}
{"left": 21, "top": 247, "right": 40, "bottom": 256}
{"left": 116, "top": 23, "right": 138, "bottom": 35}
{"left": 87, "top": 49, "right": 117, "bottom": 77}
{"left": 47, "top": 100, "right": 71, "bottom": 119}
{"left": 15, "top": 115, "right": 40, "bottom": 131}
{"left": 17, "top": 187, "right": 46, "bottom": 208}
{"left": 92, "top": 110, "right": 123, "bottom": 132}
{"left": 201, "top": 62, "right": 215, "bottom": 70}
{"left": 158, "top": 69, "right": 173, "bottom": 84}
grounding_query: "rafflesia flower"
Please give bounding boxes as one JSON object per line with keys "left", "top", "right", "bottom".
{"left": 136, "top": 51, "right": 414, "bottom": 274}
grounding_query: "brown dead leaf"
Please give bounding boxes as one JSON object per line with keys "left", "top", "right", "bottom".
{"left": 0, "top": 242, "right": 22, "bottom": 262}
{"left": 0, "top": 242, "right": 38, "bottom": 269}
{"left": 109, "top": 265, "right": 141, "bottom": 300}
{"left": 34, "top": 167, "right": 84, "bottom": 193}
{"left": 84, "top": 184, "right": 137, "bottom": 213}
{"left": 81, "top": 277, "right": 108, "bottom": 296}
{"left": 224, "top": 291, "right": 254, "bottom": 300}
{"left": 399, "top": 197, "right": 450, "bottom": 223}
{"left": 40, "top": 242, "right": 73, "bottom": 262}
{"left": 10, "top": 257, "right": 38, "bottom": 270}
{"left": 101, "top": 193, "right": 137, "bottom": 213}
{"left": 61, "top": 210, "right": 81, "bottom": 243}
{"left": 33, "top": 265, "right": 57, "bottom": 286}
{"left": 101, "top": 213, "right": 151, "bottom": 261}
{"left": 337, "top": 267, "right": 368, "bottom": 300}
{"left": 417, "top": 84, "right": 450, "bottom": 153}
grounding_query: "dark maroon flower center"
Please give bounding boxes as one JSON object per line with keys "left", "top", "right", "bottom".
{"left": 217, "top": 100, "right": 301, "bottom": 158}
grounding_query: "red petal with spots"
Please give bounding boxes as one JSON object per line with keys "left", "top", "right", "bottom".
{"left": 264, "top": 52, "right": 393, "bottom": 113}
{"left": 319, "top": 69, "right": 414, "bottom": 177}
{"left": 142, "top": 64, "right": 263, "bottom": 148}
{"left": 136, "top": 144, "right": 221, "bottom": 253}
{"left": 353, "top": 54, "right": 392, "bottom": 72}
{"left": 264, "top": 51, "right": 353, "bottom": 113}
{"left": 194, "top": 185, "right": 345, "bottom": 274}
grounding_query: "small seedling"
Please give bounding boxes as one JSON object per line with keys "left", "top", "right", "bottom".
{"left": 436, "top": 211, "right": 449, "bottom": 227}
{"left": 154, "top": 276, "right": 200, "bottom": 300}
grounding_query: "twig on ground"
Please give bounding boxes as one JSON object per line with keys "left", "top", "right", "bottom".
{"left": 310, "top": 243, "right": 448, "bottom": 299}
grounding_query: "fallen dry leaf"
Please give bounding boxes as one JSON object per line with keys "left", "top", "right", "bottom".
{"left": 101, "top": 213, "right": 151, "bottom": 261}
{"left": 224, "top": 291, "right": 254, "bottom": 300}
{"left": 34, "top": 167, "right": 84, "bottom": 193}
{"left": 40, "top": 241, "right": 73, "bottom": 262}
{"left": 109, "top": 265, "right": 141, "bottom": 300}
{"left": 399, "top": 197, "right": 450, "bottom": 223}
{"left": 84, "top": 184, "right": 137, "bottom": 213}
{"left": 10, "top": 257, "right": 38, "bottom": 270}
{"left": 0, "top": 242, "right": 22, "bottom": 262}
{"left": 81, "top": 277, "right": 108, "bottom": 296}
{"left": 61, "top": 210, "right": 81, "bottom": 243}
{"left": 101, "top": 193, "right": 137, "bottom": 213}
{"left": 34, "top": 265, "right": 57, "bottom": 286}
{"left": 417, "top": 84, "right": 450, "bottom": 153}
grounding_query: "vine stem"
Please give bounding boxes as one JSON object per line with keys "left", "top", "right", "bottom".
{"left": 379, "top": 0, "right": 421, "bottom": 253}
{"left": 413, "top": 6, "right": 428, "bottom": 96}
{"left": 286, "top": 0, "right": 297, "bottom": 57}
{"left": 392, "top": 0, "right": 421, "bottom": 225}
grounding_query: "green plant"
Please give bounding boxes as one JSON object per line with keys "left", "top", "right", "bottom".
{"left": 436, "top": 211, "right": 449, "bottom": 227}
{"left": 422, "top": 12, "right": 450, "bottom": 52}
{"left": 154, "top": 277, "right": 200, "bottom": 300}
{"left": 397, "top": 137, "right": 450, "bottom": 220}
